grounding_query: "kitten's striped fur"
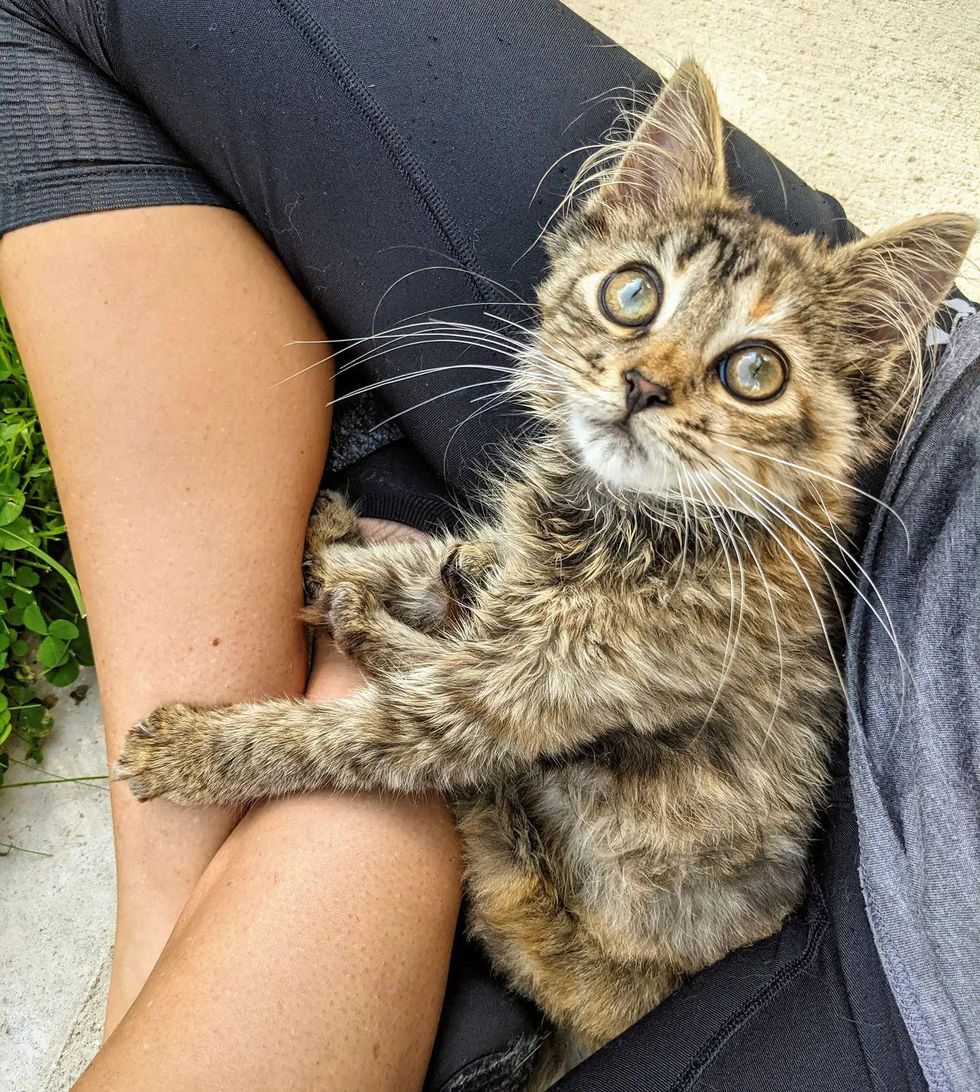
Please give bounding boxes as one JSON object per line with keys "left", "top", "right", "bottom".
{"left": 117, "top": 61, "right": 974, "bottom": 1082}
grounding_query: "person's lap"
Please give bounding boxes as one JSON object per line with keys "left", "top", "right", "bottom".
{"left": 0, "top": 202, "right": 466, "bottom": 1090}
{"left": 1, "top": 0, "right": 960, "bottom": 1088}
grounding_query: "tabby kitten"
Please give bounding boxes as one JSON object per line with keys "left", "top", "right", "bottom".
{"left": 117, "top": 61, "right": 974, "bottom": 1079}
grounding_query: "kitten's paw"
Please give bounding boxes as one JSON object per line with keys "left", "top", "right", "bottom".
{"left": 114, "top": 704, "right": 213, "bottom": 805}
{"left": 325, "top": 580, "right": 377, "bottom": 656}
{"left": 306, "top": 490, "right": 360, "bottom": 555}
{"left": 441, "top": 541, "right": 497, "bottom": 618}
{"left": 304, "top": 490, "right": 361, "bottom": 597}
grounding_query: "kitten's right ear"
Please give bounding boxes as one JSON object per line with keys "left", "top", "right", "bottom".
{"left": 598, "top": 59, "right": 727, "bottom": 213}
{"left": 835, "top": 213, "right": 976, "bottom": 353}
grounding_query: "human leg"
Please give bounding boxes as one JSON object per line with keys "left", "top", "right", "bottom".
{"left": 75, "top": 634, "right": 460, "bottom": 1092}
{"left": 0, "top": 204, "right": 330, "bottom": 1028}
{"left": 0, "top": 205, "right": 465, "bottom": 1087}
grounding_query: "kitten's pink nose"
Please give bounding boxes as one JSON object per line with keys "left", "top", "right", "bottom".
{"left": 624, "top": 369, "right": 672, "bottom": 416}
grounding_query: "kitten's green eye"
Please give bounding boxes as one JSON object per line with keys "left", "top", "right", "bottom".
{"left": 718, "top": 343, "right": 788, "bottom": 402}
{"left": 599, "top": 266, "right": 661, "bottom": 328}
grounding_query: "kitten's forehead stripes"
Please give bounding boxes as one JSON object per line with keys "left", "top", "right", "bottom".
{"left": 673, "top": 215, "right": 767, "bottom": 285}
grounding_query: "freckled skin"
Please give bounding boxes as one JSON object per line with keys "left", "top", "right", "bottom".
{"left": 116, "top": 62, "right": 974, "bottom": 1085}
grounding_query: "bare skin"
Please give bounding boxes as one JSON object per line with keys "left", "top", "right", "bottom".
{"left": 74, "top": 637, "right": 462, "bottom": 1092}
{"left": 0, "top": 205, "right": 462, "bottom": 1089}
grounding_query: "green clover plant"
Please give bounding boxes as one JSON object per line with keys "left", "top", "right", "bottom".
{"left": 0, "top": 300, "right": 92, "bottom": 782}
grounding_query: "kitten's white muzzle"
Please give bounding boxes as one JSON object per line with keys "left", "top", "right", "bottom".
{"left": 568, "top": 410, "right": 687, "bottom": 498}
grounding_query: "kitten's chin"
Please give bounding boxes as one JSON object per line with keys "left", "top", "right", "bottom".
{"left": 567, "top": 414, "right": 685, "bottom": 498}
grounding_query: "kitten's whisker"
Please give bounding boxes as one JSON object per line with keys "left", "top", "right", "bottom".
{"left": 370, "top": 262, "right": 533, "bottom": 334}
{"left": 515, "top": 144, "right": 635, "bottom": 265}
{"left": 668, "top": 465, "right": 691, "bottom": 596}
{"left": 708, "top": 457, "right": 906, "bottom": 667}
{"left": 443, "top": 389, "right": 526, "bottom": 477}
{"left": 559, "top": 83, "right": 646, "bottom": 139}
{"left": 685, "top": 469, "right": 747, "bottom": 735}
{"left": 269, "top": 352, "right": 334, "bottom": 388}
{"left": 702, "top": 468, "right": 850, "bottom": 708}
{"left": 324, "top": 362, "right": 525, "bottom": 411}
{"left": 275, "top": 318, "right": 533, "bottom": 388}
{"left": 711, "top": 455, "right": 903, "bottom": 657}
{"left": 529, "top": 140, "right": 606, "bottom": 206}
{"left": 398, "top": 298, "right": 540, "bottom": 323}
{"left": 330, "top": 338, "right": 516, "bottom": 379}
{"left": 336, "top": 317, "right": 543, "bottom": 363}
{"left": 326, "top": 327, "right": 567, "bottom": 389}
{"left": 805, "top": 481, "right": 857, "bottom": 552}
{"left": 489, "top": 312, "right": 582, "bottom": 369}
{"left": 706, "top": 467, "right": 905, "bottom": 721}
{"left": 394, "top": 318, "right": 570, "bottom": 380}
{"left": 370, "top": 379, "right": 508, "bottom": 431}
{"left": 711, "top": 438, "right": 911, "bottom": 549}
{"left": 697, "top": 474, "right": 787, "bottom": 746}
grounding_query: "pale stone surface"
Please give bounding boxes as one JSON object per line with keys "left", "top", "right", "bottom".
{"left": 2, "top": 5, "right": 978, "bottom": 1090}
{"left": 567, "top": 0, "right": 980, "bottom": 298}
{"left": 0, "top": 671, "right": 112, "bottom": 1092}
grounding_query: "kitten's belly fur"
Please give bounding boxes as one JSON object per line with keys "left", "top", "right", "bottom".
{"left": 458, "top": 761, "right": 810, "bottom": 1051}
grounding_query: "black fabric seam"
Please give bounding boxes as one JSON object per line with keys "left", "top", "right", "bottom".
{"left": 863, "top": 891, "right": 945, "bottom": 1088}
{"left": 671, "top": 884, "right": 831, "bottom": 1092}
{"left": 272, "top": 0, "right": 498, "bottom": 314}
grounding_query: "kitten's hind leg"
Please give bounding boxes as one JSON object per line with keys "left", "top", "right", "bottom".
{"left": 462, "top": 796, "right": 680, "bottom": 1077}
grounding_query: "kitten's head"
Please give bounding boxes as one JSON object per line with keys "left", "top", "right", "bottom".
{"left": 518, "top": 60, "right": 975, "bottom": 515}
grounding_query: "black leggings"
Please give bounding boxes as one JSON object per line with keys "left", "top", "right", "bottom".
{"left": 0, "top": 0, "right": 851, "bottom": 526}
{"left": 0, "top": 3, "right": 924, "bottom": 1090}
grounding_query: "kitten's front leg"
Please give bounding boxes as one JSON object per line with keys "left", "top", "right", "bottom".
{"left": 305, "top": 492, "right": 500, "bottom": 639}
{"left": 117, "top": 594, "right": 641, "bottom": 809}
{"left": 311, "top": 542, "right": 501, "bottom": 677}
{"left": 327, "top": 580, "right": 444, "bottom": 676}
{"left": 115, "top": 687, "right": 408, "bottom": 806}
{"left": 114, "top": 666, "right": 527, "bottom": 807}
{"left": 305, "top": 490, "right": 449, "bottom": 633}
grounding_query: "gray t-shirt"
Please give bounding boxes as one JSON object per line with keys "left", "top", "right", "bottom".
{"left": 849, "top": 306, "right": 980, "bottom": 1092}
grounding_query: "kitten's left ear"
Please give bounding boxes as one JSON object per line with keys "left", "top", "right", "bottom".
{"left": 598, "top": 58, "right": 727, "bottom": 213}
{"left": 835, "top": 213, "right": 976, "bottom": 351}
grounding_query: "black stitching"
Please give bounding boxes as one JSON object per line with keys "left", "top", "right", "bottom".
{"left": 671, "top": 883, "right": 831, "bottom": 1091}
{"left": 273, "top": 0, "right": 498, "bottom": 312}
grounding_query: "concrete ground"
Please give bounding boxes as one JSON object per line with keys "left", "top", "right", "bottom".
{"left": 569, "top": 0, "right": 980, "bottom": 298}
{"left": 1, "top": 672, "right": 112, "bottom": 1092}
{"left": 2, "top": 3, "right": 977, "bottom": 1090}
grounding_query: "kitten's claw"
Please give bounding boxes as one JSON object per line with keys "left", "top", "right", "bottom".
{"left": 114, "top": 704, "right": 211, "bottom": 805}
{"left": 440, "top": 541, "right": 498, "bottom": 623}
{"left": 441, "top": 544, "right": 482, "bottom": 608}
